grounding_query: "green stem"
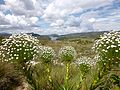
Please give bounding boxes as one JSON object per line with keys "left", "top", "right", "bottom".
{"left": 66, "top": 63, "right": 70, "bottom": 82}
{"left": 77, "top": 72, "right": 83, "bottom": 89}
{"left": 90, "top": 61, "right": 112, "bottom": 90}
{"left": 65, "top": 62, "right": 70, "bottom": 89}
{"left": 46, "top": 63, "right": 52, "bottom": 83}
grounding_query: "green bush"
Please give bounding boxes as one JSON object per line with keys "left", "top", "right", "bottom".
{"left": 39, "top": 46, "right": 55, "bottom": 63}
{"left": 0, "top": 33, "right": 39, "bottom": 63}
{"left": 58, "top": 46, "right": 77, "bottom": 62}
{"left": 93, "top": 31, "right": 120, "bottom": 66}
{"left": 0, "top": 34, "right": 40, "bottom": 90}
{"left": 90, "top": 31, "right": 120, "bottom": 90}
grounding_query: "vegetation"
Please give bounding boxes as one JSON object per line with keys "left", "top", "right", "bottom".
{"left": 0, "top": 31, "right": 120, "bottom": 90}
{"left": 0, "top": 61, "right": 24, "bottom": 90}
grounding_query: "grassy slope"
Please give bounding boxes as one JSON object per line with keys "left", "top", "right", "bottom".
{"left": 0, "top": 32, "right": 120, "bottom": 90}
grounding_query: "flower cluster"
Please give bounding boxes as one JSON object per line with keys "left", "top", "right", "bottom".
{"left": 0, "top": 33, "right": 39, "bottom": 63}
{"left": 92, "top": 31, "right": 120, "bottom": 64}
{"left": 39, "top": 46, "right": 55, "bottom": 63}
{"left": 58, "top": 46, "right": 77, "bottom": 62}
{"left": 26, "top": 60, "right": 39, "bottom": 67}
{"left": 75, "top": 56, "right": 97, "bottom": 67}
{"left": 75, "top": 56, "right": 96, "bottom": 74}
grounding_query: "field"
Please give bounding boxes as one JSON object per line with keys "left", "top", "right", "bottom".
{"left": 0, "top": 32, "right": 120, "bottom": 90}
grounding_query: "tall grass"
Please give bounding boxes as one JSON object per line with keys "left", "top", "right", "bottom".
{"left": 0, "top": 61, "right": 24, "bottom": 90}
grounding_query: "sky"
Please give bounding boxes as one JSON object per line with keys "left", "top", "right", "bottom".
{"left": 0, "top": 0, "right": 120, "bottom": 35}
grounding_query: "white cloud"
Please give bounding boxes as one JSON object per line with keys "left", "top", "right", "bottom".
{"left": 0, "top": 11, "right": 9, "bottom": 25}
{"left": 0, "top": 0, "right": 119, "bottom": 35}
{"left": 42, "top": 0, "right": 116, "bottom": 34}
{"left": 30, "top": 17, "right": 39, "bottom": 24}
{"left": 93, "top": 21, "right": 120, "bottom": 31}
{"left": 65, "top": 16, "right": 81, "bottom": 27}
{"left": 43, "top": 0, "right": 113, "bottom": 20}
{"left": 38, "top": 26, "right": 83, "bottom": 35}
{"left": 0, "top": 12, "right": 39, "bottom": 27}
{"left": 50, "top": 19, "right": 64, "bottom": 27}
{"left": 93, "top": 13, "right": 120, "bottom": 31}
{"left": 43, "top": 0, "right": 82, "bottom": 20}
{"left": 5, "top": 14, "right": 39, "bottom": 27}
{"left": 5, "top": 14, "right": 28, "bottom": 26}
{"left": 4, "top": 0, "right": 43, "bottom": 16}
{"left": 79, "top": 11, "right": 98, "bottom": 31}
{"left": 88, "top": 18, "right": 96, "bottom": 23}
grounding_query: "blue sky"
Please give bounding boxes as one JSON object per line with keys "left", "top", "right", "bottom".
{"left": 0, "top": 0, "right": 120, "bottom": 35}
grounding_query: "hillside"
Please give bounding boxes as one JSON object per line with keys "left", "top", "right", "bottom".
{"left": 57, "top": 31, "right": 109, "bottom": 40}
{"left": 0, "top": 31, "right": 119, "bottom": 40}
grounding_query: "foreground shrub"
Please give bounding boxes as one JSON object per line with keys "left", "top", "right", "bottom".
{"left": 58, "top": 46, "right": 77, "bottom": 63}
{"left": 0, "top": 33, "right": 39, "bottom": 64}
{"left": 93, "top": 31, "right": 120, "bottom": 66}
{"left": 74, "top": 56, "right": 97, "bottom": 89}
{"left": 39, "top": 46, "right": 55, "bottom": 88}
{"left": 90, "top": 31, "right": 120, "bottom": 90}
{"left": 39, "top": 46, "right": 55, "bottom": 63}
{"left": 75, "top": 56, "right": 96, "bottom": 75}
{"left": 0, "top": 33, "right": 40, "bottom": 90}
{"left": 58, "top": 46, "right": 77, "bottom": 89}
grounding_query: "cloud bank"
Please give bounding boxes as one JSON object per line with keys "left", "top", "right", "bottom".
{"left": 0, "top": 0, "right": 120, "bottom": 35}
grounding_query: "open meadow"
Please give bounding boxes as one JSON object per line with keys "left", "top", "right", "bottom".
{"left": 0, "top": 31, "right": 120, "bottom": 90}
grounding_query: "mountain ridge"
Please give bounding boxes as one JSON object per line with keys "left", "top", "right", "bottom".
{"left": 0, "top": 30, "right": 119, "bottom": 40}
